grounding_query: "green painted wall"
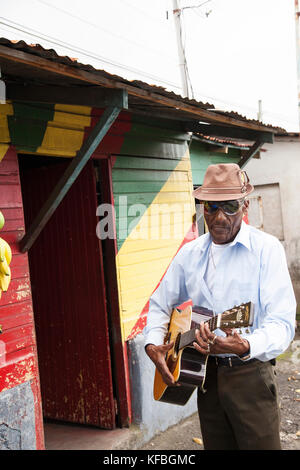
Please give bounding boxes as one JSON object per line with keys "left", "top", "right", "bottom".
{"left": 190, "top": 140, "right": 240, "bottom": 185}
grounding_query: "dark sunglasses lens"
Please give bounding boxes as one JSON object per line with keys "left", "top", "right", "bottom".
{"left": 204, "top": 202, "right": 218, "bottom": 213}
{"left": 222, "top": 200, "right": 240, "bottom": 214}
{"left": 203, "top": 200, "right": 243, "bottom": 215}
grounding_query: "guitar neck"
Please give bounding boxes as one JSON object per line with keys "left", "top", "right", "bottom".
{"left": 178, "top": 315, "right": 219, "bottom": 351}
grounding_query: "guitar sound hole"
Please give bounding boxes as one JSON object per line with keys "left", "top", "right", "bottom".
{"left": 174, "top": 333, "right": 181, "bottom": 357}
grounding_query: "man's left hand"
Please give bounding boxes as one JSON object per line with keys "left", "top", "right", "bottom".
{"left": 194, "top": 321, "right": 250, "bottom": 356}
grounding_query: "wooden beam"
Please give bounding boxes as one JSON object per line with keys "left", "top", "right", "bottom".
{"left": 7, "top": 84, "right": 128, "bottom": 109}
{"left": 185, "top": 122, "right": 274, "bottom": 143}
{"left": 0, "top": 44, "right": 281, "bottom": 133}
{"left": 238, "top": 140, "right": 264, "bottom": 168}
{"left": 19, "top": 104, "right": 123, "bottom": 252}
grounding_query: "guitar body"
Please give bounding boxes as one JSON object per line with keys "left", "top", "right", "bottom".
{"left": 153, "top": 305, "right": 213, "bottom": 406}
{"left": 153, "top": 301, "right": 254, "bottom": 406}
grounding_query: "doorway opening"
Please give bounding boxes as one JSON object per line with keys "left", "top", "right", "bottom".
{"left": 18, "top": 154, "right": 117, "bottom": 435}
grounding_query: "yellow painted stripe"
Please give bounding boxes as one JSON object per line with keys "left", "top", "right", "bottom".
{"left": 116, "top": 148, "right": 195, "bottom": 341}
{"left": 0, "top": 102, "right": 13, "bottom": 144}
{"left": 36, "top": 104, "right": 92, "bottom": 157}
{"left": 0, "top": 144, "right": 9, "bottom": 162}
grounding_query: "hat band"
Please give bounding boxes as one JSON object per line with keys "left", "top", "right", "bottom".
{"left": 201, "top": 186, "right": 247, "bottom": 193}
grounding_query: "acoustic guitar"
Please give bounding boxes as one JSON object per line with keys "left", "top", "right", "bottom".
{"left": 153, "top": 302, "right": 254, "bottom": 406}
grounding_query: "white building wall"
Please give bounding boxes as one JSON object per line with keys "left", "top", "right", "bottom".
{"left": 245, "top": 137, "right": 300, "bottom": 306}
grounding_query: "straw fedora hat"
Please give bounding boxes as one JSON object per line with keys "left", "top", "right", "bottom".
{"left": 193, "top": 163, "right": 254, "bottom": 201}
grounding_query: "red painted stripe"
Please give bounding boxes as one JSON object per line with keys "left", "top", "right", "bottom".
{"left": 0, "top": 219, "right": 24, "bottom": 232}
{"left": 1, "top": 146, "right": 17, "bottom": 161}
{"left": 0, "top": 354, "right": 35, "bottom": 392}
{"left": 83, "top": 109, "right": 132, "bottom": 158}
{"left": 0, "top": 146, "right": 43, "bottom": 448}
{"left": 0, "top": 303, "right": 33, "bottom": 330}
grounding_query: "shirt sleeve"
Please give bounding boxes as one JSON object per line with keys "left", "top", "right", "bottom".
{"left": 244, "top": 238, "right": 296, "bottom": 361}
{"left": 143, "top": 248, "right": 189, "bottom": 347}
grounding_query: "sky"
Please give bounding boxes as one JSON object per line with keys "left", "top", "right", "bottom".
{"left": 0, "top": 0, "right": 299, "bottom": 131}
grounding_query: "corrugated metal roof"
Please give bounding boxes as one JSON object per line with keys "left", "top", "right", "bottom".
{"left": 0, "top": 37, "right": 285, "bottom": 133}
{"left": 195, "top": 133, "right": 251, "bottom": 148}
{"left": 0, "top": 37, "right": 213, "bottom": 109}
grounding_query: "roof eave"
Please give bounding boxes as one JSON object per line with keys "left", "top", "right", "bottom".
{"left": 0, "top": 43, "right": 280, "bottom": 135}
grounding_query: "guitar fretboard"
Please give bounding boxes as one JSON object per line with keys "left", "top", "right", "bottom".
{"left": 178, "top": 314, "right": 219, "bottom": 351}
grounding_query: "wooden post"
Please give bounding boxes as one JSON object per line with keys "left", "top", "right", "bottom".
{"left": 238, "top": 140, "right": 264, "bottom": 168}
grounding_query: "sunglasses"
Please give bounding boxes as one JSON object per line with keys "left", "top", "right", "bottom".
{"left": 203, "top": 199, "right": 245, "bottom": 215}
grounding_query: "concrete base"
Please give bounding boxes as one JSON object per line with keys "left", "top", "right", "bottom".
{"left": 44, "top": 421, "right": 142, "bottom": 450}
{"left": 0, "top": 382, "right": 36, "bottom": 450}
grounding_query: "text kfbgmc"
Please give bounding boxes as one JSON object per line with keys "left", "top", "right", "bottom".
{"left": 96, "top": 196, "right": 202, "bottom": 241}
{"left": 147, "top": 454, "right": 196, "bottom": 464}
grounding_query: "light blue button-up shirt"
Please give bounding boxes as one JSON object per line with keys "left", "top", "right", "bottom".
{"left": 143, "top": 222, "right": 296, "bottom": 362}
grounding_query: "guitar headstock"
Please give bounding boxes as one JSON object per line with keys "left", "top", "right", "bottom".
{"left": 220, "top": 302, "right": 254, "bottom": 329}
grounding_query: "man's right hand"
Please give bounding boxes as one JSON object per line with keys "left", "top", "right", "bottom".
{"left": 145, "top": 342, "right": 180, "bottom": 387}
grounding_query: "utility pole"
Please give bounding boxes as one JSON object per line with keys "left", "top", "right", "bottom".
{"left": 257, "top": 99, "right": 263, "bottom": 122}
{"left": 172, "top": 0, "right": 191, "bottom": 98}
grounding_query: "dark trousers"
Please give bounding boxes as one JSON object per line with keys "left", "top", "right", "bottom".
{"left": 197, "top": 358, "right": 281, "bottom": 450}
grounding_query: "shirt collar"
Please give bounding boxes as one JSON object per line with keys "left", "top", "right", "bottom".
{"left": 230, "top": 220, "right": 251, "bottom": 251}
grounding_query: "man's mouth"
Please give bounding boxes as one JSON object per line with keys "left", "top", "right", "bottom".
{"left": 212, "top": 224, "right": 229, "bottom": 231}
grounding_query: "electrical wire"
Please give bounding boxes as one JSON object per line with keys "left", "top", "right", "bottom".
{"left": 35, "top": 0, "right": 177, "bottom": 63}
{"left": 181, "top": 0, "right": 213, "bottom": 11}
{"left": 177, "top": 2, "right": 297, "bottom": 126}
{"left": 115, "top": 0, "right": 169, "bottom": 24}
{"left": 0, "top": 17, "right": 182, "bottom": 90}
{"left": 0, "top": 7, "right": 297, "bottom": 127}
{"left": 0, "top": 19, "right": 295, "bottom": 126}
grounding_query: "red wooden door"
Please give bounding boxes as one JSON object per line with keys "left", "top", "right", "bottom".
{"left": 19, "top": 157, "right": 115, "bottom": 429}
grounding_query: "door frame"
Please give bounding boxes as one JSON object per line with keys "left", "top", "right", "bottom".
{"left": 95, "top": 155, "right": 132, "bottom": 427}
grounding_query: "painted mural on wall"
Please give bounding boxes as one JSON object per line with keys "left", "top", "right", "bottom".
{"left": 113, "top": 150, "right": 197, "bottom": 341}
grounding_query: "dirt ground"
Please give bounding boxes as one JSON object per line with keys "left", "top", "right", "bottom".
{"left": 140, "top": 330, "right": 300, "bottom": 451}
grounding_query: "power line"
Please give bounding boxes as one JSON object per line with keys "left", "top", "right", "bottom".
{"left": 116, "top": 0, "right": 169, "bottom": 24}
{"left": 181, "top": 0, "right": 213, "bottom": 11}
{"left": 0, "top": 20, "right": 295, "bottom": 125}
{"left": 0, "top": 13, "right": 296, "bottom": 127}
{"left": 35, "top": 0, "right": 177, "bottom": 64}
{"left": 0, "top": 17, "right": 182, "bottom": 90}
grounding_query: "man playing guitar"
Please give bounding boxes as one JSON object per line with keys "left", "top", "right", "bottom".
{"left": 144, "top": 163, "right": 296, "bottom": 450}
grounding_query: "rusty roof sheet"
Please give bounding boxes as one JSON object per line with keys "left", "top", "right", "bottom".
{"left": 194, "top": 133, "right": 267, "bottom": 152}
{"left": 0, "top": 37, "right": 285, "bottom": 133}
{"left": 195, "top": 133, "right": 250, "bottom": 148}
{"left": 0, "top": 37, "right": 214, "bottom": 109}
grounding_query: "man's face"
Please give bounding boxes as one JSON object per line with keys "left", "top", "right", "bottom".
{"left": 203, "top": 200, "right": 248, "bottom": 245}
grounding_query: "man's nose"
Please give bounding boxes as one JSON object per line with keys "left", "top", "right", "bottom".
{"left": 215, "top": 208, "right": 227, "bottom": 221}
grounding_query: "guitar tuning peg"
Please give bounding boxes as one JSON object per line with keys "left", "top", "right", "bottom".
{"left": 246, "top": 328, "right": 250, "bottom": 334}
